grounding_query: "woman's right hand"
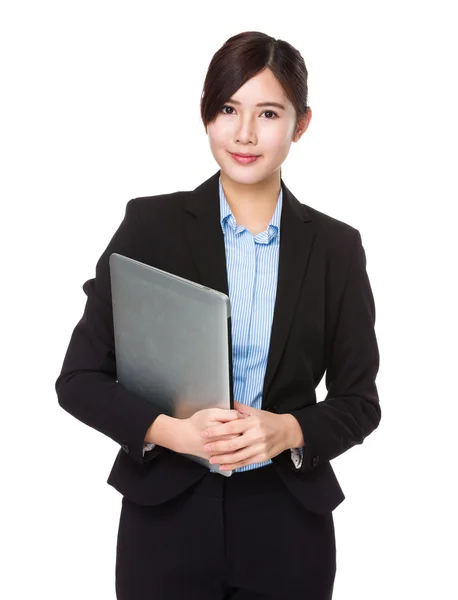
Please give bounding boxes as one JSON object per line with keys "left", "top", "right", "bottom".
{"left": 180, "top": 407, "right": 243, "bottom": 460}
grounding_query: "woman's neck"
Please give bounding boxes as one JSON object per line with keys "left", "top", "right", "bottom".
{"left": 220, "top": 169, "right": 281, "bottom": 216}
{"left": 220, "top": 169, "right": 282, "bottom": 234}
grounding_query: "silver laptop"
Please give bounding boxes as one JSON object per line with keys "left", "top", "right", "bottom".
{"left": 109, "top": 252, "right": 234, "bottom": 477}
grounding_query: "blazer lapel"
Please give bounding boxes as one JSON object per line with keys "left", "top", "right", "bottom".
{"left": 262, "top": 179, "right": 315, "bottom": 405}
{"left": 184, "top": 171, "right": 230, "bottom": 298}
{"left": 184, "top": 170, "right": 316, "bottom": 407}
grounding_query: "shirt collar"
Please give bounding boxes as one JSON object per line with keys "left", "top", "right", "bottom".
{"left": 219, "top": 176, "right": 282, "bottom": 242}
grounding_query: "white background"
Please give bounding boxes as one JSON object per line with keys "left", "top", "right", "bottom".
{"left": 1, "top": 1, "right": 457, "bottom": 598}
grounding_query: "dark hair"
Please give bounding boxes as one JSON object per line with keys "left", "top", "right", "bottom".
{"left": 200, "top": 31, "right": 309, "bottom": 131}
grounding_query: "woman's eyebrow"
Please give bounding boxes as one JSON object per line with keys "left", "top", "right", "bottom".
{"left": 226, "top": 98, "right": 286, "bottom": 110}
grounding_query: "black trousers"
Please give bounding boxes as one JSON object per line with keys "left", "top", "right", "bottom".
{"left": 115, "top": 463, "right": 336, "bottom": 599}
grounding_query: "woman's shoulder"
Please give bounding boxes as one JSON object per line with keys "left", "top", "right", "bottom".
{"left": 306, "top": 203, "right": 357, "bottom": 235}
{"left": 286, "top": 183, "right": 359, "bottom": 243}
{"left": 301, "top": 202, "right": 360, "bottom": 255}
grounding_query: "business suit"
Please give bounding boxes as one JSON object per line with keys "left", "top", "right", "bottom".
{"left": 56, "top": 169, "right": 380, "bottom": 598}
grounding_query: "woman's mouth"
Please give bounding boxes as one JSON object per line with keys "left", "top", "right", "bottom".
{"left": 229, "top": 152, "right": 260, "bottom": 165}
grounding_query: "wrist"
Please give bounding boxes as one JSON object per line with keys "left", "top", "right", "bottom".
{"left": 279, "top": 413, "right": 304, "bottom": 449}
{"left": 145, "top": 414, "right": 183, "bottom": 452}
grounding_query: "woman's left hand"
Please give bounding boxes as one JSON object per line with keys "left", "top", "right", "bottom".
{"left": 200, "top": 400, "right": 291, "bottom": 470}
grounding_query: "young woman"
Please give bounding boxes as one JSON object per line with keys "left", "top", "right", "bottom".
{"left": 56, "top": 31, "right": 381, "bottom": 600}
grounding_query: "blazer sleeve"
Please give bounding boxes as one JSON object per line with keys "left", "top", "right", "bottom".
{"left": 55, "top": 199, "right": 165, "bottom": 465}
{"left": 290, "top": 229, "right": 381, "bottom": 473}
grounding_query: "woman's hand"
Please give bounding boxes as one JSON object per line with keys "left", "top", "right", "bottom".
{"left": 200, "top": 400, "right": 291, "bottom": 470}
{"left": 180, "top": 407, "right": 243, "bottom": 460}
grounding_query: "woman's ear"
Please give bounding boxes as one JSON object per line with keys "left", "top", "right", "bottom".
{"left": 293, "top": 107, "right": 312, "bottom": 142}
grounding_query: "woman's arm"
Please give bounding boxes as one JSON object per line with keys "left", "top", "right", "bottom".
{"left": 290, "top": 229, "right": 381, "bottom": 473}
{"left": 55, "top": 199, "right": 166, "bottom": 465}
{"left": 144, "top": 414, "right": 184, "bottom": 451}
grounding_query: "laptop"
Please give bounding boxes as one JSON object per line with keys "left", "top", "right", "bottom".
{"left": 109, "top": 252, "right": 234, "bottom": 477}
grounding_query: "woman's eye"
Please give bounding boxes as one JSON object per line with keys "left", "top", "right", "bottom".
{"left": 263, "top": 110, "right": 278, "bottom": 119}
{"left": 221, "top": 106, "right": 278, "bottom": 119}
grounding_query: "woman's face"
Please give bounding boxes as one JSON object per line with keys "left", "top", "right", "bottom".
{"left": 206, "top": 67, "right": 311, "bottom": 186}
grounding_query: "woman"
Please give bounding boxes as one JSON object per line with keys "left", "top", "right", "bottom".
{"left": 56, "top": 31, "right": 381, "bottom": 599}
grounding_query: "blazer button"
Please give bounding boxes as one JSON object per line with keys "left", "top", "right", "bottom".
{"left": 312, "top": 456, "right": 320, "bottom": 467}
{"left": 121, "top": 444, "right": 130, "bottom": 454}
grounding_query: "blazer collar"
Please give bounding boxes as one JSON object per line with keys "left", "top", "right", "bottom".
{"left": 184, "top": 170, "right": 316, "bottom": 407}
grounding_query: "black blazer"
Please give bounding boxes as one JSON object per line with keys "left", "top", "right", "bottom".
{"left": 55, "top": 170, "right": 381, "bottom": 515}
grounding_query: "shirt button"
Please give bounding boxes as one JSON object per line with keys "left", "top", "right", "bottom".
{"left": 121, "top": 444, "right": 130, "bottom": 454}
{"left": 312, "top": 456, "right": 320, "bottom": 467}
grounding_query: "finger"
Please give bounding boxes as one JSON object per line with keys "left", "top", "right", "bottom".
{"left": 204, "top": 434, "right": 244, "bottom": 455}
{"left": 219, "top": 451, "right": 263, "bottom": 471}
{"left": 210, "top": 446, "right": 253, "bottom": 467}
{"left": 213, "top": 409, "right": 241, "bottom": 422}
{"left": 208, "top": 433, "right": 240, "bottom": 441}
{"left": 233, "top": 402, "right": 250, "bottom": 417}
{"left": 209, "top": 453, "right": 238, "bottom": 466}
{"left": 202, "top": 433, "right": 239, "bottom": 453}
{"left": 201, "top": 420, "right": 244, "bottom": 439}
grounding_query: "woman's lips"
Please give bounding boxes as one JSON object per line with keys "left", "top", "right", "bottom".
{"left": 229, "top": 152, "right": 260, "bottom": 165}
